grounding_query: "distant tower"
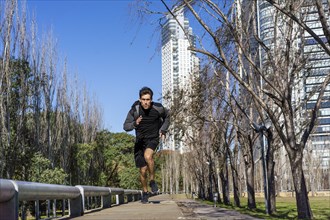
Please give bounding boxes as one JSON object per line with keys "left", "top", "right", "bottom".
{"left": 161, "top": 8, "right": 200, "bottom": 152}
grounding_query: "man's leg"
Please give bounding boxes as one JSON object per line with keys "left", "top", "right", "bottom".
{"left": 140, "top": 166, "right": 149, "bottom": 203}
{"left": 140, "top": 165, "right": 148, "bottom": 192}
{"left": 144, "top": 148, "right": 158, "bottom": 193}
{"left": 144, "top": 148, "right": 155, "bottom": 180}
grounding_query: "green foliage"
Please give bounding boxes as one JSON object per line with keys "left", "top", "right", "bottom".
{"left": 101, "top": 131, "right": 136, "bottom": 187}
{"left": 76, "top": 143, "right": 95, "bottom": 174}
{"left": 71, "top": 130, "right": 140, "bottom": 189}
{"left": 30, "top": 153, "right": 67, "bottom": 184}
{"left": 8, "top": 121, "right": 159, "bottom": 189}
{"left": 117, "top": 155, "right": 140, "bottom": 189}
{"left": 35, "top": 168, "right": 68, "bottom": 185}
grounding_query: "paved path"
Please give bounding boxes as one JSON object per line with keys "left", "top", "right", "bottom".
{"left": 71, "top": 194, "right": 182, "bottom": 220}
{"left": 71, "top": 194, "right": 263, "bottom": 220}
{"left": 176, "top": 199, "right": 263, "bottom": 220}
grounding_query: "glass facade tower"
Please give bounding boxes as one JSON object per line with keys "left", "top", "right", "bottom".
{"left": 257, "top": 0, "right": 330, "bottom": 168}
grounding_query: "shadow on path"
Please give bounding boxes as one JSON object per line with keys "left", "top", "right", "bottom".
{"left": 176, "top": 200, "right": 264, "bottom": 220}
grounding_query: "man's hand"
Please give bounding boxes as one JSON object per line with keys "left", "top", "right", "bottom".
{"left": 159, "top": 132, "right": 166, "bottom": 141}
{"left": 136, "top": 115, "right": 142, "bottom": 125}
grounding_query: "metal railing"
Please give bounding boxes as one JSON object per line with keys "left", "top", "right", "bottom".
{"left": 0, "top": 179, "right": 141, "bottom": 220}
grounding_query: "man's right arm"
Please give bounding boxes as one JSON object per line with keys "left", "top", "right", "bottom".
{"left": 123, "top": 109, "right": 137, "bottom": 131}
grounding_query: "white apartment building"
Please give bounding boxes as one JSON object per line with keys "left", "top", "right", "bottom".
{"left": 161, "top": 9, "right": 200, "bottom": 152}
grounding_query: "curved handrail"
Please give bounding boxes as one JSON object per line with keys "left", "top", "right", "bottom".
{"left": 0, "top": 179, "right": 141, "bottom": 220}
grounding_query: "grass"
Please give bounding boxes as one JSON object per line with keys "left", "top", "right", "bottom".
{"left": 201, "top": 196, "right": 330, "bottom": 219}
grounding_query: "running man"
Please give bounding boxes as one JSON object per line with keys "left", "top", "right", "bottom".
{"left": 123, "top": 86, "right": 170, "bottom": 203}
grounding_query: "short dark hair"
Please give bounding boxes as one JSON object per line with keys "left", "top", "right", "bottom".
{"left": 139, "top": 87, "right": 153, "bottom": 99}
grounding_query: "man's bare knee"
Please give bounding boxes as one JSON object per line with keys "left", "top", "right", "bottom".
{"left": 145, "top": 155, "right": 153, "bottom": 163}
{"left": 144, "top": 149, "right": 154, "bottom": 162}
{"left": 140, "top": 166, "right": 148, "bottom": 175}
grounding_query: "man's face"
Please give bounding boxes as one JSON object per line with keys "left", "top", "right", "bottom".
{"left": 139, "top": 94, "right": 152, "bottom": 110}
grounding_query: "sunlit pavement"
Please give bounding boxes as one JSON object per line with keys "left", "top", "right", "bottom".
{"left": 72, "top": 194, "right": 263, "bottom": 220}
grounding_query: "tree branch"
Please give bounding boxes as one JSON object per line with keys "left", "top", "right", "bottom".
{"left": 266, "top": 0, "right": 330, "bottom": 55}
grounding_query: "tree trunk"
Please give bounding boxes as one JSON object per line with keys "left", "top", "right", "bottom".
{"left": 290, "top": 149, "right": 313, "bottom": 219}
{"left": 220, "top": 162, "right": 230, "bottom": 205}
{"left": 244, "top": 145, "right": 256, "bottom": 209}
{"left": 228, "top": 143, "right": 240, "bottom": 207}
{"left": 231, "top": 167, "right": 241, "bottom": 207}
{"left": 207, "top": 155, "right": 213, "bottom": 201}
{"left": 214, "top": 171, "right": 222, "bottom": 203}
{"left": 266, "top": 130, "right": 276, "bottom": 214}
{"left": 198, "top": 177, "right": 206, "bottom": 200}
{"left": 266, "top": 148, "right": 276, "bottom": 214}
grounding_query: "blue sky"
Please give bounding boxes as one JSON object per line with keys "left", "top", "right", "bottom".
{"left": 26, "top": 0, "right": 165, "bottom": 133}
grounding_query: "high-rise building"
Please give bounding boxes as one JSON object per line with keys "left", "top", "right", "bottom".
{"left": 161, "top": 9, "right": 200, "bottom": 152}
{"left": 301, "top": 2, "right": 330, "bottom": 170}
{"left": 256, "top": 1, "right": 330, "bottom": 169}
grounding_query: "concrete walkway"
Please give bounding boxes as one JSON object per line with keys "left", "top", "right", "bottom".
{"left": 71, "top": 194, "right": 263, "bottom": 220}
{"left": 71, "top": 194, "right": 183, "bottom": 220}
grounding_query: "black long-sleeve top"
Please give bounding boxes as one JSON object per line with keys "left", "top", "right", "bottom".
{"left": 123, "top": 101, "right": 170, "bottom": 140}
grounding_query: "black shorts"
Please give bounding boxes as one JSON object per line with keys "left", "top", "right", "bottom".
{"left": 134, "top": 138, "right": 159, "bottom": 168}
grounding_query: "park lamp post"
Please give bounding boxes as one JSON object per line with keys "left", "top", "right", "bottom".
{"left": 253, "top": 120, "right": 271, "bottom": 214}
{"left": 213, "top": 192, "right": 218, "bottom": 207}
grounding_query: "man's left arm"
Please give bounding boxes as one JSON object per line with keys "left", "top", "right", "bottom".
{"left": 159, "top": 107, "right": 170, "bottom": 139}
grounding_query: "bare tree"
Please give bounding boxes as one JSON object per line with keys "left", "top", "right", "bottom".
{"left": 155, "top": 0, "right": 330, "bottom": 218}
{"left": 0, "top": 0, "right": 104, "bottom": 185}
{"left": 0, "top": 0, "right": 16, "bottom": 178}
{"left": 40, "top": 30, "right": 58, "bottom": 167}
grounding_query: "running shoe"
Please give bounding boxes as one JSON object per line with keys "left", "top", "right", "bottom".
{"left": 141, "top": 191, "right": 149, "bottom": 204}
{"left": 149, "top": 180, "right": 158, "bottom": 193}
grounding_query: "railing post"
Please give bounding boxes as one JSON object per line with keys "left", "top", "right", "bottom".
{"left": 101, "top": 188, "right": 111, "bottom": 208}
{"left": 0, "top": 180, "right": 18, "bottom": 220}
{"left": 116, "top": 194, "right": 124, "bottom": 205}
{"left": 35, "top": 200, "right": 40, "bottom": 220}
{"left": 21, "top": 202, "right": 26, "bottom": 220}
{"left": 62, "top": 199, "right": 65, "bottom": 216}
{"left": 125, "top": 190, "right": 140, "bottom": 202}
{"left": 53, "top": 199, "right": 57, "bottom": 217}
{"left": 126, "top": 193, "right": 133, "bottom": 202}
{"left": 47, "top": 199, "right": 51, "bottom": 217}
{"left": 110, "top": 188, "right": 124, "bottom": 205}
{"left": 69, "top": 193, "right": 83, "bottom": 217}
{"left": 136, "top": 191, "right": 142, "bottom": 201}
